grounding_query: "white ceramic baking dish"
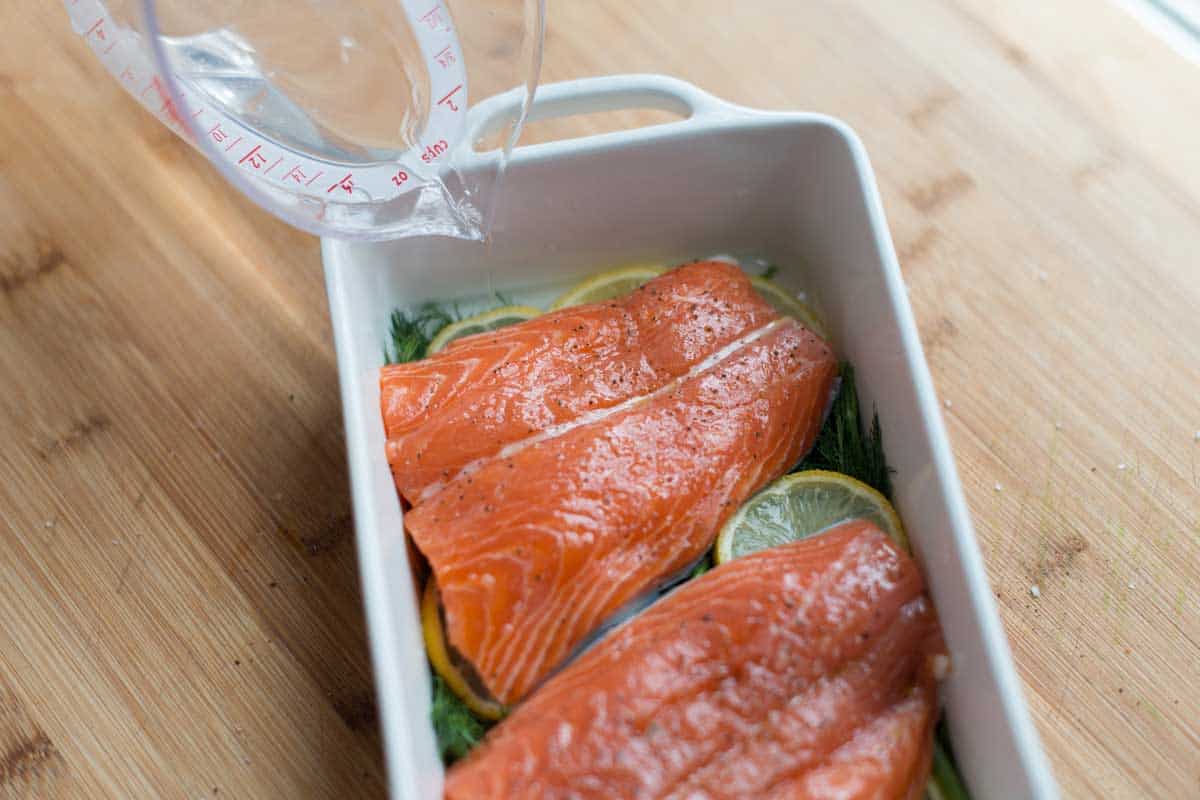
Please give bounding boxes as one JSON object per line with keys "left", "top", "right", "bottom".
{"left": 323, "top": 75, "right": 1060, "bottom": 800}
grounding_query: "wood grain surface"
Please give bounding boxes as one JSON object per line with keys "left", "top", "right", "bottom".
{"left": 2, "top": 2, "right": 1198, "bottom": 798}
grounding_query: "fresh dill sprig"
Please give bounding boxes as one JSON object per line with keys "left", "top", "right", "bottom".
{"left": 761, "top": 264, "right": 780, "bottom": 280}
{"left": 430, "top": 673, "right": 492, "bottom": 764}
{"left": 384, "top": 293, "right": 523, "bottom": 365}
{"left": 795, "top": 362, "right": 892, "bottom": 499}
{"left": 385, "top": 303, "right": 456, "bottom": 364}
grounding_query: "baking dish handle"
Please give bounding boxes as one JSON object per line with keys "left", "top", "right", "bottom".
{"left": 466, "top": 74, "right": 738, "bottom": 150}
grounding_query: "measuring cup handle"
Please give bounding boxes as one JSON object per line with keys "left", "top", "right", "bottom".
{"left": 466, "top": 74, "right": 739, "bottom": 150}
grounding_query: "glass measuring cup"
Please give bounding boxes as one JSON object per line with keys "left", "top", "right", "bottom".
{"left": 65, "top": 0, "right": 545, "bottom": 241}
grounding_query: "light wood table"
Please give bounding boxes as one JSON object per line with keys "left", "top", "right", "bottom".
{"left": 2, "top": 2, "right": 1197, "bottom": 797}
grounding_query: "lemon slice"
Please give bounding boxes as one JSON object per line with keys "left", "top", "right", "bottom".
{"left": 421, "top": 581, "right": 506, "bottom": 720}
{"left": 548, "top": 265, "right": 666, "bottom": 310}
{"left": 714, "top": 470, "right": 907, "bottom": 564}
{"left": 750, "top": 276, "right": 828, "bottom": 339}
{"left": 427, "top": 305, "right": 542, "bottom": 354}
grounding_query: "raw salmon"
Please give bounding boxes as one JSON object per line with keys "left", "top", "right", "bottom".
{"left": 444, "top": 520, "right": 944, "bottom": 800}
{"left": 381, "top": 261, "right": 777, "bottom": 505}
{"left": 405, "top": 318, "right": 837, "bottom": 705}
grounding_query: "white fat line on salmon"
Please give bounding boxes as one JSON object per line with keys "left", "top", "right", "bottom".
{"left": 418, "top": 318, "right": 793, "bottom": 502}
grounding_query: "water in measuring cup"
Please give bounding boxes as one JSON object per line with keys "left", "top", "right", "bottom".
{"left": 149, "top": 1, "right": 430, "bottom": 164}
{"left": 74, "top": 0, "right": 544, "bottom": 240}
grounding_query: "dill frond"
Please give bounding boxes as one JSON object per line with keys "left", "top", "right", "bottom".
{"left": 795, "top": 362, "right": 893, "bottom": 499}
{"left": 430, "top": 673, "right": 492, "bottom": 764}
{"left": 384, "top": 303, "right": 456, "bottom": 364}
{"left": 383, "top": 292, "right": 524, "bottom": 365}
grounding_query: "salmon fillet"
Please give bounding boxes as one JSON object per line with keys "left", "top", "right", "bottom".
{"left": 406, "top": 318, "right": 837, "bottom": 705}
{"left": 444, "top": 521, "right": 945, "bottom": 800}
{"left": 380, "top": 261, "right": 777, "bottom": 505}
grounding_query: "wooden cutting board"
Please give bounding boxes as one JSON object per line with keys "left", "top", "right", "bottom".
{"left": 1, "top": 1, "right": 1197, "bottom": 797}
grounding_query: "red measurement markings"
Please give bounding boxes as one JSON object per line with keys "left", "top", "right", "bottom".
{"left": 437, "top": 84, "right": 464, "bottom": 113}
{"left": 147, "top": 77, "right": 188, "bottom": 132}
{"left": 283, "top": 165, "right": 307, "bottom": 183}
{"left": 118, "top": 66, "right": 136, "bottom": 85}
{"left": 102, "top": 37, "right": 119, "bottom": 55}
{"left": 421, "top": 139, "right": 448, "bottom": 163}
{"left": 236, "top": 147, "right": 283, "bottom": 176}
{"left": 238, "top": 144, "right": 268, "bottom": 169}
{"left": 434, "top": 46, "right": 455, "bottom": 69}
{"left": 391, "top": 169, "right": 409, "bottom": 187}
{"left": 84, "top": 17, "right": 107, "bottom": 41}
{"left": 419, "top": 5, "right": 446, "bottom": 30}
{"left": 224, "top": 135, "right": 244, "bottom": 152}
{"left": 283, "top": 165, "right": 323, "bottom": 186}
{"left": 208, "top": 123, "right": 229, "bottom": 144}
{"left": 326, "top": 173, "right": 355, "bottom": 195}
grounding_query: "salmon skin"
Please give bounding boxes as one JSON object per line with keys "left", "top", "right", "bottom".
{"left": 380, "top": 261, "right": 777, "bottom": 505}
{"left": 406, "top": 318, "right": 837, "bottom": 705}
{"left": 444, "top": 521, "right": 945, "bottom": 800}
